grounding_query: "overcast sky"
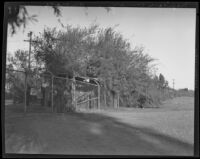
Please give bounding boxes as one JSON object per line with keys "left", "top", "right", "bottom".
{"left": 7, "top": 6, "right": 196, "bottom": 90}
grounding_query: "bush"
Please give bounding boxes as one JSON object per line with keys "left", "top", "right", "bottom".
{"left": 5, "top": 92, "right": 12, "bottom": 99}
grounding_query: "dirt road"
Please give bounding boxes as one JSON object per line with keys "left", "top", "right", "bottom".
{"left": 4, "top": 97, "right": 194, "bottom": 156}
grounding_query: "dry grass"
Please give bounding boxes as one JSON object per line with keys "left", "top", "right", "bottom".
{"left": 98, "top": 97, "right": 194, "bottom": 145}
{"left": 4, "top": 97, "right": 194, "bottom": 155}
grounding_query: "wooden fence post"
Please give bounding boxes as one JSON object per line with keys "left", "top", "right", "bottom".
{"left": 98, "top": 84, "right": 100, "bottom": 110}
{"left": 72, "top": 76, "right": 76, "bottom": 111}
{"left": 24, "top": 72, "right": 27, "bottom": 112}
{"left": 51, "top": 76, "right": 54, "bottom": 112}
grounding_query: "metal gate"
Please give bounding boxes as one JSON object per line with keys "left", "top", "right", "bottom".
{"left": 75, "top": 77, "right": 100, "bottom": 112}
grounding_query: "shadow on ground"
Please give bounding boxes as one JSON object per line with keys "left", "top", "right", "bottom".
{"left": 4, "top": 105, "right": 194, "bottom": 156}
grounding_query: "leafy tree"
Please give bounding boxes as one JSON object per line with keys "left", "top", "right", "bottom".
{"left": 6, "top": 70, "right": 25, "bottom": 104}
{"left": 32, "top": 25, "right": 164, "bottom": 110}
{"left": 6, "top": 50, "right": 39, "bottom": 105}
{"left": 81, "top": 27, "right": 155, "bottom": 107}
{"left": 7, "top": 4, "right": 39, "bottom": 35}
{"left": 6, "top": 50, "right": 28, "bottom": 103}
{"left": 159, "top": 73, "right": 165, "bottom": 89}
{"left": 6, "top": 4, "right": 111, "bottom": 35}
{"left": 6, "top": 4, "right": 62, "bottom": 35}
{"left": 32, "top": 25, "right": 99, "bottom": 112}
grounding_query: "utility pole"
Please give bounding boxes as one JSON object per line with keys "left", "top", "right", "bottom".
{"left": 24, "top": 31, "right": 33, "bottom": 70}
{"left": 23, "top": 31, "right": 33, "bottom": 112}
{"left": 23, "top": 33, "right": 62, "bottom": 113}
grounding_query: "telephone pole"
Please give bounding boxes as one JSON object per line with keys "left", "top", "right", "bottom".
{"left": 24, "top": 31, "right": 33, "bottom": 69}
{"left": 23, "top": 32, "right": 61, "bottom": 112}
{"left": 23, "top": 31, "right": 33, "bottom": 112}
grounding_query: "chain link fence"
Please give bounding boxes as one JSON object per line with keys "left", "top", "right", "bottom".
{"left": 5, "top": 69, "right": 53, "bottom": 113}
{"left": 5, "top": 69, "right": 26, "bottom": 111}
{"left": 5, "top": 69, "right": 101, "bottom": 113}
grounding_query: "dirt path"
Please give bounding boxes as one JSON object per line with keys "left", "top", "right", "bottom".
{"left": 4, "top": 97, "right": 194, "bottom": 156}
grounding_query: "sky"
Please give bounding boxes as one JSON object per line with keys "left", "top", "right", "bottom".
{"left": 6, "top": 6, "right": 196, "bottom": 90}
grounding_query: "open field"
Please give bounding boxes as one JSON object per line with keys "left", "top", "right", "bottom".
{"left": 98, "top": 97, "right": 194, "bottom": 145}
{"left": 4, "top": 97, "right": 194, "bottom": 156}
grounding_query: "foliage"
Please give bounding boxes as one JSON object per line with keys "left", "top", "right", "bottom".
{"left": 32, "top": 26, "right": 164, "bottom": 109}
{"left": 7, "top": 5, "right": 38, "bottom": 35}
{"left": 175, "top": 89, "right": 194, "bottom": 97}
{"left": 7, "top": 25, "right": 176, "bottom": 109}
{"left": 6, "top": 50, "right": 41, "bottom": 104}
{"left": 32, "top": 25, "right": 100, "bottom": 111}
{"left": 6, "top": 67, "right": 25, "bottom": 104}
{"left": 6, "top": 4, "right": 111, "bottom": 35}
{"left": 159, "top": 73, "right": 166, "bottom": 89}
{"left": 5, "top": 24, "right": 178, "bottom": 110}
{"left": 6, "top": 5, "right": 179, "bottom": 109}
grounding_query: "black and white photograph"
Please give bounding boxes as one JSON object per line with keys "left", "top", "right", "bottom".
{"left": 2, "top": 2, "right": 198, "bottom": 157}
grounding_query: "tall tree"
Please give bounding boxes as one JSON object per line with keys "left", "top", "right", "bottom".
{"left": 6, "top": 49, "right": 42, "bottom": 105}
{"left": 32, "top": 25, "right": 99, "bottom": 111}
{"left": 32, "top": 26, "right": 159, "bottom": 110}
{"left": 159, "top": 73, "right": 165, "bottom": 89}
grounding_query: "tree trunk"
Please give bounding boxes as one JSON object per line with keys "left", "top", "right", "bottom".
{"left": 89, "top": 94, "right": 92, "bottom": 109}
{"left": 109, "top": 91, "right": 114, "bottom": 108}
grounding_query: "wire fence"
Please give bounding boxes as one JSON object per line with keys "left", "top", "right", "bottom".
{"left": 75, "top": 79, "right": 99, "bottom": 111}
{"left": 5, "top": 69, "right": 101, "bottom": 113}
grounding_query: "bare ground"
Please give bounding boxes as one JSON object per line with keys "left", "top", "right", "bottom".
{"left": 4, "top": 97, "right": 194, "bottom": 156}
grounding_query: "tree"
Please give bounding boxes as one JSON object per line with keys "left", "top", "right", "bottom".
{"left": 32, "top": 25, "right": 161, "bottom": 110}
{"left": 7, "top": 5, "right": 39, "bottom": 35}
{"left": 159, "top": 73, "right": 165, "bottom": 89}
{"left": 6, "top": 50, "right": 40, "bottom": 105}
{"left": 6, "top": 50, "right": 28, "bottom": 103}
{"left": 6, "top": 4, "right": 111, "bottom": 35}
{"left": 6, "top": 3, "right": 62, "bottom": 35}
{"left": 32, "top": 25, "right": 99, "bottom": 112}
{"left": 83, "top": 27, "right": 156, "bottom": 108}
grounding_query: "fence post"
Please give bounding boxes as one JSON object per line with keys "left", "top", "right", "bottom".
{"left": 87, "top": 94, "right": 89, "bottom": 109}
{"left": 24, "top": 72, "right": 27, "bottom": 113}
{"left": 51, "top": 76, "right": 54, "bottom": 113}
{"left": 98, "top": 84, "right": 100, "bottom": 110}
{"left": 104, "top": 87, "right": 107, "bottom": 107}
{"left": 74, "top": 78, "right": 77, "bottom": 110}
{"left": 72, "top": 76, "right": 76, "bottom": 111}
{"left": 117, "top": 91, "right": 119, "bottom": 108}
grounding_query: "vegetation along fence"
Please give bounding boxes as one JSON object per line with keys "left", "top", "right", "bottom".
{"left": 5, "top": 68, "right": 101, "bottom": 113}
